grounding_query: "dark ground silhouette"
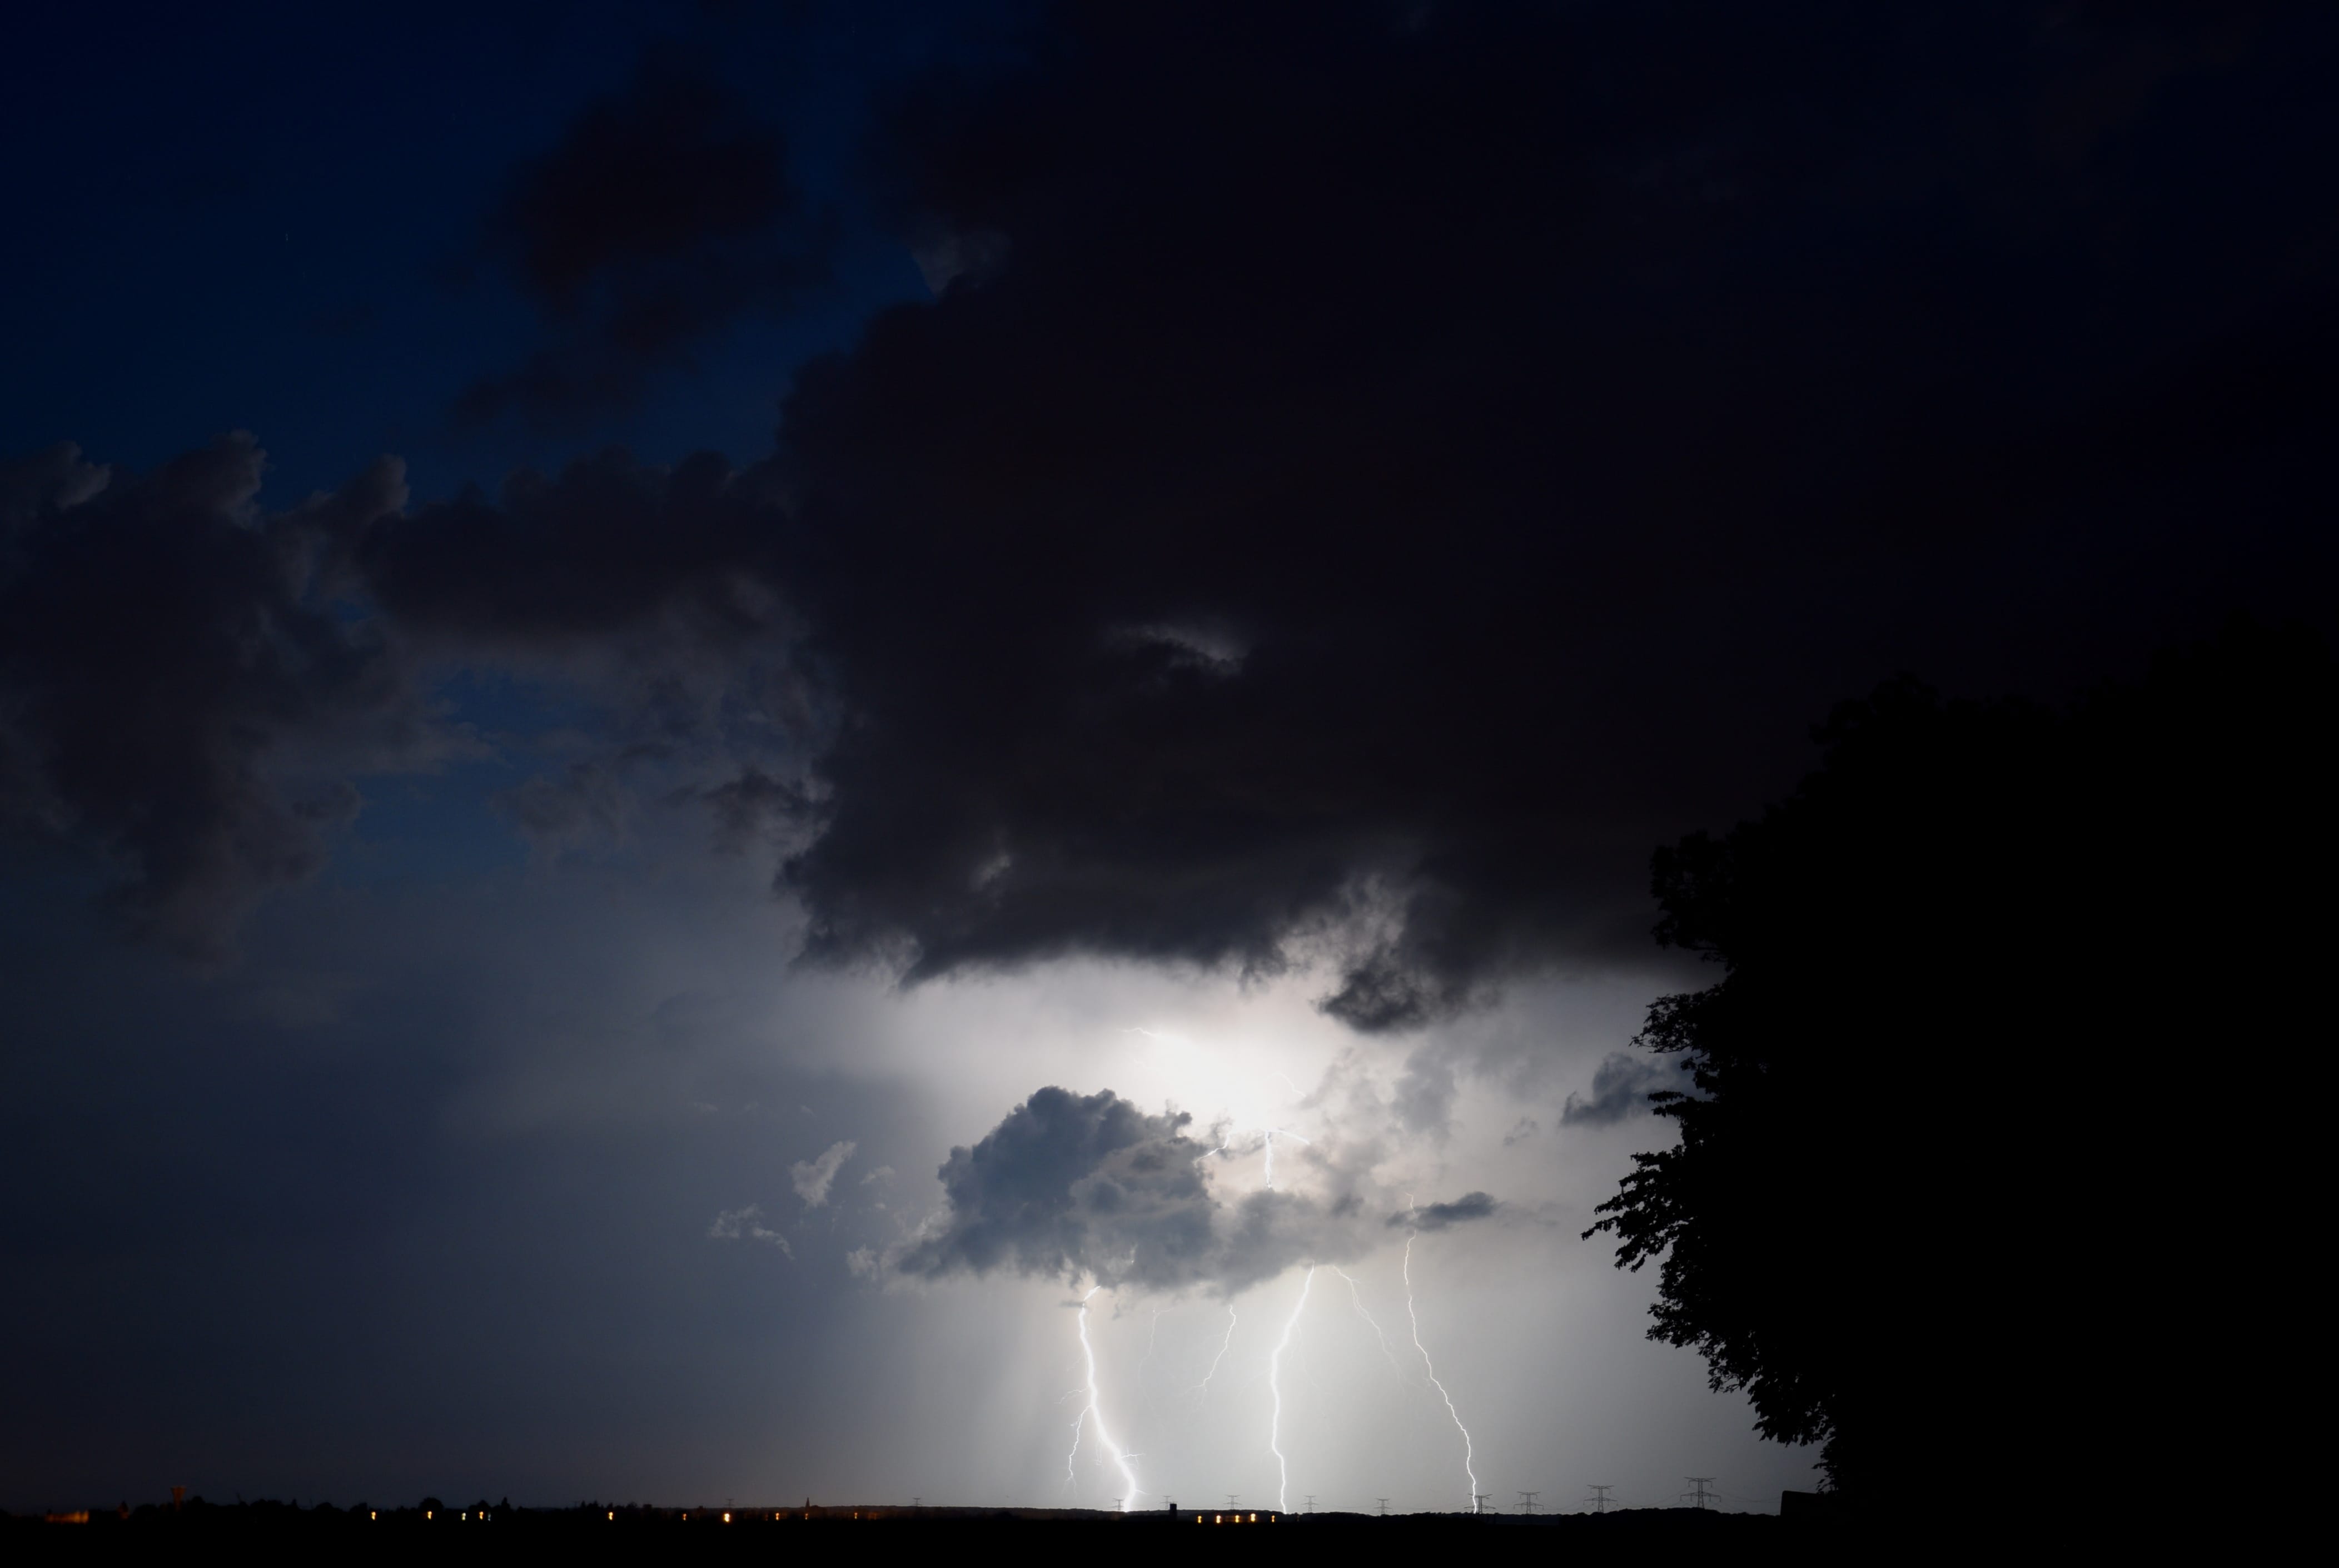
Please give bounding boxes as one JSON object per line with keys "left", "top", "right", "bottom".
{"left": 11, "top": 1495, "right": 1855, "bottom": 1562}
{"left": 1587, "top": 619, "right": 2331, "bottom": 1507}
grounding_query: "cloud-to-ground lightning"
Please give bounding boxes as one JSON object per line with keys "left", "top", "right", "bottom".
{"left": 1331, "top": 1267, "right": 1406, "bottom": 1377}
{"left": 1194, "top": 1302, "right": 1238, "bottom": 1397}
{"left": 1267, "top": 1267, "right": 1316, "bottom": 1512}
{"left": 1068, "top": 1287, "right": 1143, "bottom": 1512}
{"left": 1403, "top": 1232, "right": 1481, "bottom": 1510}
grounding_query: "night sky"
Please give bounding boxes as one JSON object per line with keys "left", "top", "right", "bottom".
{"left": 4, "top": 0, "right": 2331, "bottom": 1515}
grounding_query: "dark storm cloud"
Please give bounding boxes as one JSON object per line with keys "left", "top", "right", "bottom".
{"left": 16, "top": 2, "right": 2338, "bottom": 1003}
{"left": 457, "top": 58, "right": 829, "bottom": 431}
{"left": 348, "top": 449, "right": 785, "bottom": 651}
{"left": 743, "top": 1, "right": 2337, "bottom": 1027}
{"left": 897, "top": 1087, "right": 1368, "bottom": 1295}
{"left": 1560, "top": 1053, "right": 1675, "bottom": 1128}
{"left": 0, "top": 437, "right": 431, "bottom": 958}
{"left": 1392, "top": 1192, "right": 1497, "bottom": 1233}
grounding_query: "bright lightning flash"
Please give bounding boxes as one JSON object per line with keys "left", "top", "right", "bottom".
{"left": 1068, "top": 1287, "right": 1143, "bottom": 1512}
{"left": 1267, "top": 1266, "right": 1316, "bottom": 1512}
{"left": 1403, "top": 1232, "right": 1480, "bottom": 1511}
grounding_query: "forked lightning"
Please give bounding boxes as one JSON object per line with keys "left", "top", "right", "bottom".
{"left": 1067, "top": 1286, "right": 1144, "bottom": 1512}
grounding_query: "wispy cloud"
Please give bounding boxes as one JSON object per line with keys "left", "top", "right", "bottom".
{"left": 791, "top": 1140, "right": 857, "bottom": 1208}
{"left": 709, "top": 1204, "right": 793, "bottom": 1257}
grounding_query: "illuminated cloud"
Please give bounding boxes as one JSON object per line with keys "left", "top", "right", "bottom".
{"left": 791, "top": 1141, "right": 857, "bottom": 1209}
{"left": 895, "top": 1087, "right": 1445, "bottom": 1296}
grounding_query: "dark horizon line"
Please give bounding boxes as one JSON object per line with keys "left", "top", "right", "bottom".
{"left": 17, "top": 1495, "right": 1790, "bottom": 1524}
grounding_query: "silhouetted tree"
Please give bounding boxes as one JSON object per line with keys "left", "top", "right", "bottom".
{"left": 1589, "top": 620, "right": 2331, "bottom": 1499}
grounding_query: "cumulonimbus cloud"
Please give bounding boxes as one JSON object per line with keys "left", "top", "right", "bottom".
{"left": 897, "top": 1087, "right": 1413, "bottom": 1296}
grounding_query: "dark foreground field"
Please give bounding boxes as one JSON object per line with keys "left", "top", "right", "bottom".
{"left": 9, "top": 1496, "right": 1864, "bottom": 1560}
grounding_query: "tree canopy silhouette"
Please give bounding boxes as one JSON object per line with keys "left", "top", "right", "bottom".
{"left": 1587, "top": 620, "right": 2331, "bottom": 1498}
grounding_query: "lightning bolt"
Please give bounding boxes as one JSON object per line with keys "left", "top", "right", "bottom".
{"left": 1068, "top": 1286, "right": 1143, "bottom": 1512}
{"left": 1261, "top": 1126, "right": 1309, "bottom": 1189}
{"left": 1194, "top": 1301, "right": 1237, "bottom": 1397}
{"left": 1267, "top": 1266, "right": 1316, "bottom": 1512}
{"left": 1402, "top": 1231, "right": 1480, "bottom": 1511}
{"left": 1331, "top": 1267, "right": 1406, "bottom": 1377}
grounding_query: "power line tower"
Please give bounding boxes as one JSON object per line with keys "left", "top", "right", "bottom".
{"left": 1681, "top": 1477, "right": 1718, "bottom": 1510}
{"left": 1303, "top": 1494, "right": 1315, "bottom": 1512}
{"left": 1518, "top": 1491, "right": 1540, "bottom": 1515}
{"left": 1472, "top": 1492, "right": 1494, "bottom": 1515}
{"left": 1226, "top": 1495, "right": 1240, "bottom": 1511}
{"left": 1585, "top": 1485, "right": 1614, "bottom": 1513}
{"left": 1375, "top": 1497, "right": 1391, "bottom": 1516}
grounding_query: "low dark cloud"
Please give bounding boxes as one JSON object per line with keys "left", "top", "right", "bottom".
{"left": 1393, "top": 1192, "right": 1497, "bottom": 1233}
{"left": 1560, "top": 1053, "right": 1675, "bottom": 1128}
{"left": 457, "top": 58, "right": 829, "bottom": 431}
{"left": 0, "top": 437, "right": 434, "bottom": 958}
{"left": 897, "top": 1087, "right": 1368, "bottom": 1295}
